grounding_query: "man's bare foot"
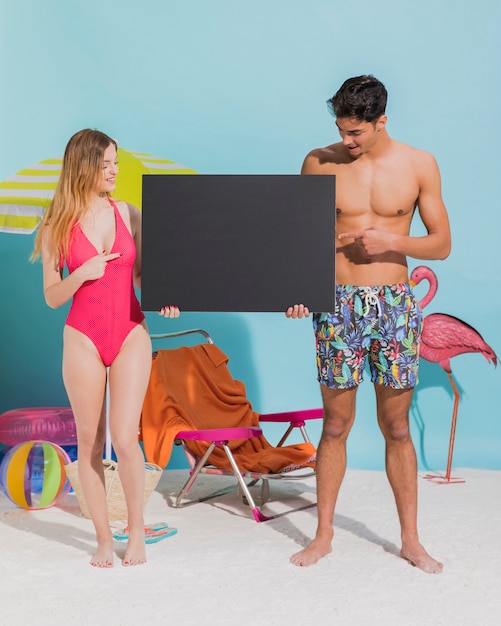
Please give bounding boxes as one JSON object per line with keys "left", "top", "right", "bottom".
{"left": 290, "top": 530, "right": 333, "bottom": 567}
{"left": 90, "top": 540, "right": 114, "bottom": 568}
{"left": 401, "top": 542, "right": 443, "bottom": 574}
{"left": 123, "top": 526, "right": 146, "bottom": 567}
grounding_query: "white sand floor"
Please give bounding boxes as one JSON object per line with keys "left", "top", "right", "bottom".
{"left": 1, "top": 468, "right": 500, "bottom": 626}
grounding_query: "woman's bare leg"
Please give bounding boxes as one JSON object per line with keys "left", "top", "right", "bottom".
{"left": 108, "top": 323, "right": 152, "bottom": 566}
{"left": 62, "top": 326, "right": 113, "bottom": 568}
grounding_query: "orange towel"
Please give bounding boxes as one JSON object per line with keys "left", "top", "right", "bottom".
{"left": 140, "top": 343, "right": 316, "bottom": 473}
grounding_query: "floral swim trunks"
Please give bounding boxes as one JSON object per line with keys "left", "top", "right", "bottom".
{"left": 313, "top": 283, "right": 422, "bottom": 389}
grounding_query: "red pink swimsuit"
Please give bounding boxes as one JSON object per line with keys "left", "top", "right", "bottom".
{"left": 64, "top": 200, "right": 145, "bottom": 366}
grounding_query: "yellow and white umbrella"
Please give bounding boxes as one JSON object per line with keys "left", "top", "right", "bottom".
{"left": 0, "top": 148, "right": 197, "bottom": 234}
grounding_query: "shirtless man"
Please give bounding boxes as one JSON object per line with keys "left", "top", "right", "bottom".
{"left": 286, "top": 75, "right": 451, "bottom": 573}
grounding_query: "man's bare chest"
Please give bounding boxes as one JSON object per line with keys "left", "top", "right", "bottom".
{"left": 334, "top": 166, "right": 419, "bottom": 218}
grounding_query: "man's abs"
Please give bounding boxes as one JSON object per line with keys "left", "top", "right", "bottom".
{"left": 335, "top": 249, "right": 409, "bottom": 286}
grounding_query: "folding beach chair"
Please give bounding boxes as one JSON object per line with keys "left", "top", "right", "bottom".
{"left": 140, "top": 329, "right": 321, "bottom": 522}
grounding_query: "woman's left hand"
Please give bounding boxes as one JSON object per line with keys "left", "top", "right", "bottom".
{"left": 158, "top": 305, "right": 180, "bottom": 318}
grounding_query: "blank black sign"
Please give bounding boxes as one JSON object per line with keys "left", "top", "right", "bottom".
{"left": 141, "top": 175, "right": 335, "bottom": 312}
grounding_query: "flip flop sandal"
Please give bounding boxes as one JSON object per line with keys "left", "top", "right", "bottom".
{"left": 145, "top": 527, "right": 178, "bottom": 544}
{"left": 113, "top": 522, "right": 170, "bottom": 542}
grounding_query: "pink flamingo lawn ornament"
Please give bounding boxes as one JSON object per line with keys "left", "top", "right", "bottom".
{"left": 410, "top": 266, "right": 498, "bottom": 483}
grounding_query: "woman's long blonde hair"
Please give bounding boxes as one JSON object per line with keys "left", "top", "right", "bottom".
{"left": 31, "top": 129, "right": 117, "bottom": 263}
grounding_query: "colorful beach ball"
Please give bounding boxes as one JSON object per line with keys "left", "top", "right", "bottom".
{"left": 0, "top": 440, "right": 71, "bottom": 509}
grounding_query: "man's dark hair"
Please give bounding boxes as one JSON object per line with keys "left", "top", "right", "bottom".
{"left": 327, "top": 75, "right": 387, "bottom": 123}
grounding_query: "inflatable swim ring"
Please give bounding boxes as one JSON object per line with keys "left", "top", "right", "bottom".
{"left": 0, "top": 407, "right": 77, "bottom": 447}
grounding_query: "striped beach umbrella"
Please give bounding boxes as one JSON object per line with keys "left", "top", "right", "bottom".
{"left": 0, "top": 148, "right": 197, "bottom": 235}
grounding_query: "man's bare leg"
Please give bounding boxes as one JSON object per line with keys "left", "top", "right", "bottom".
{"left": 375, "top": 386, "right": 443, "bottom": 574}
{"left": 290, "top": 386, "right": 356, "bottom": 567}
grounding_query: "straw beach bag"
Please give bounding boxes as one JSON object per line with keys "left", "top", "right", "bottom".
{"left": 64, "top": 459, "right": 163, "bottom": 521}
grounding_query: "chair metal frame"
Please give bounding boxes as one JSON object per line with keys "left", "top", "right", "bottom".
{"left": 149, "top": 329, "right": 321, "bottom": 522}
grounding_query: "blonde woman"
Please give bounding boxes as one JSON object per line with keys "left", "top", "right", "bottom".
{"left": 32, "top": 129, "right": 179, "bottom": 567}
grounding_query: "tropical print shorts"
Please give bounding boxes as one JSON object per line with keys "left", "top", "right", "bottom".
{"left": 312, "top": 283, "right": 422, "bottom": 389}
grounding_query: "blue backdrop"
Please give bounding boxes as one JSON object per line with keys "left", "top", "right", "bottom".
{"left": 1, "top": 0, "right": 499, "bottom": 471}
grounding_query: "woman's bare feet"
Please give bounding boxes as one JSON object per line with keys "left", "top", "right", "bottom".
{"left": 290, "top": 529, "right": 333, "bottom": 567}
{"left": 401, "top": 541, "right": 443, "bottom": 574}
{"left": 123, "top": 526, "right": 147, "bottom": 566}
{"left": 90, "top": 537, "right": 114, "bottom": 568}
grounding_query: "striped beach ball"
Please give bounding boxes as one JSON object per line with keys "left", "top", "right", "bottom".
{"left": 0, "top": 440, "right": 71, "bottom": 509}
